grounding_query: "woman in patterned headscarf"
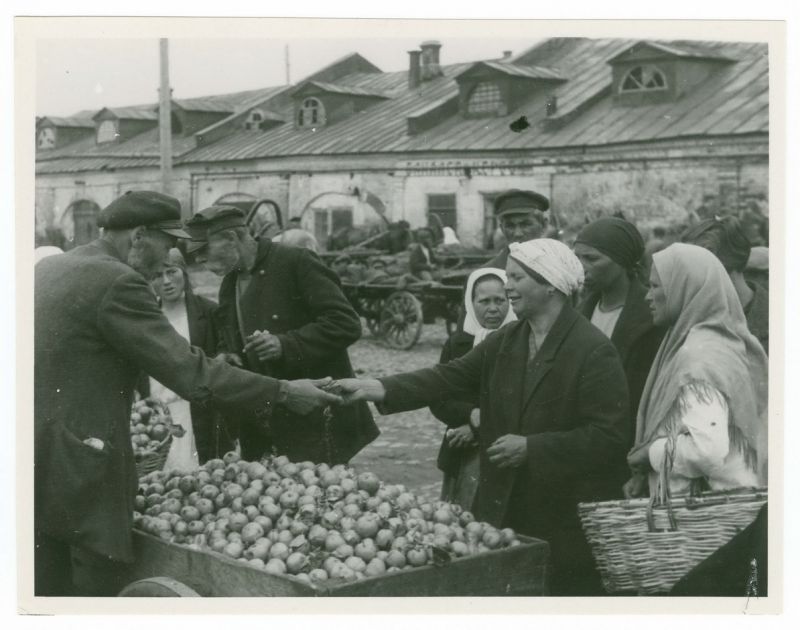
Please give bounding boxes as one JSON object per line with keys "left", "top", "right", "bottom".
{"left": 333, "top": 239, "right": 630, "bottom": 595}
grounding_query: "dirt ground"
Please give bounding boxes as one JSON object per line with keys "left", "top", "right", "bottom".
{"left": 188, "top": 265, "right": 451, "bottom": 503}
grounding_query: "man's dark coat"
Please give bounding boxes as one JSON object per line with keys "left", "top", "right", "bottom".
{"left": 379, "top": 305, "right": 629, "bottom": 595}
{"left": 35, "top": 239, "right": 283, "bottom": 562}
{"left": 215, "top": 239, "right": 378, "bottom": 463}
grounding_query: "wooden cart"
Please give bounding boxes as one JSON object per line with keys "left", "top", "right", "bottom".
{"left": 120, "top": 530, "right": 549, "bottom": 597}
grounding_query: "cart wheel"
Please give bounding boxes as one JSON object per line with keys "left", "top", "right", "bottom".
{"left": 379, "top": 291, "right": 423, "bottom": 350}
{"left": 118, "top": 577, "right": 200, "bottom": 597}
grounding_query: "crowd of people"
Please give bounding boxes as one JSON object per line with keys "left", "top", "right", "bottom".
{"left": 33, "top": 186, "right": 769, "bottom": 597}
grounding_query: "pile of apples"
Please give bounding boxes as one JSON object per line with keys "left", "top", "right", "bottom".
{"left": 133, "top": 453, "right": 521, "bottom": 585}
{"left": 130, "top": 398, "right": 185, "bottom": 458}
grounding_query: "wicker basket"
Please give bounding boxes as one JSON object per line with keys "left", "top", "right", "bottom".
{"left": 579, "top": 487, "right": 767, "bottom": 594}
{"left": 135, "top": 434, "right": 173, "bottom": 478}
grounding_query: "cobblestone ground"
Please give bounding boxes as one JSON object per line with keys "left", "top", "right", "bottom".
{"left": 347, "top": 324, "right": 449, "bottom": 504}
{"left": 188, "top": 265, "right": 450, "bottom": 503}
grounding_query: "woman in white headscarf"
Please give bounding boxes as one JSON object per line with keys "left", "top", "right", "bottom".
{"left": 334, "top": 239, "right": 630, "bottom": 595}
{"left": 429, "top": 268, "right": 516, "bottom": 509}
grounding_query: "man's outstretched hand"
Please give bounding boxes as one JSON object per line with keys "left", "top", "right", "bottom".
{"left": 329, "top": 378, "right": 386, "bottom": 404}
{"left": 281, "top": 378, "right": 342, "bottom": 415}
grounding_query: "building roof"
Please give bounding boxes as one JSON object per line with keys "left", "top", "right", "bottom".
{"left": 39, "top": 116, "right": 95, "bottom": 128}
{"left": 291, "top": 80, "right": 392, "bottom": 99}
{"left": 36, "top": 38, "right": 768, "bottom": 175}
{"left": 93, "top": 106, "right": 159, "bottom": 121}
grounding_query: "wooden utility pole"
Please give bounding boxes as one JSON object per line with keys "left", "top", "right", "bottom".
{"left": 285, "top": 44, "right": 291, "bottom": 85}
{"left": 158, "top": 38, "right": 174, "bottom": 201}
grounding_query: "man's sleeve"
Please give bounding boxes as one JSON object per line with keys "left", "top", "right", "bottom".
{"left": 97, "top": 271, "right": 281, "bottom": 415}
{"left": 275, "top": 250, "right": 363, "bottom": 373}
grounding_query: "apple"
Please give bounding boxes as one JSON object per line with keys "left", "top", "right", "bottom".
{"left": 264, "top": 558, "right": 286, "bottom": 575}
{"left": 364, "top": 558, "right": 386, "bottom": 577}
{"left": 407, "top": 548, "right": 427, "bottom": 567}
{"left": 357, "top": 472, "right": 380, "bottom": 496}
{"left": 223, "top": 541, "right": 244, "bottom": 559}
{"left": 241, "top": 522, "right": 264, "bottom": 545}
{"left": 286, "top": 552, "right": 308, "bottom": 575}
{"left": 355, "top": 514, "right": 379, "bottom": 539}
{"left": 269, "top": 542, "right": 290, "bottom": 561}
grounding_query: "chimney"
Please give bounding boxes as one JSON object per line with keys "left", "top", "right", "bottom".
{"left": 502, "top": 50, "right": 512, "bottom": 60}
{"left": 408, "top": 50, "right": 421, "bottom": 89}
{"left": 419, "top": 40, "right": 443, "bottom": 81}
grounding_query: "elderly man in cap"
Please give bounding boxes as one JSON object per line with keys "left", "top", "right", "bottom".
{"left": 187, "top": 205, "right": 378, "bottom": 465}
{"left": 34, "top": 191, "right": 340, "bottom": 596}
{"left": 485, "top": 189, "right": 550, "bottom": 268}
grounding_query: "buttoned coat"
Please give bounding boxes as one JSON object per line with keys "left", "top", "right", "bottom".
{"left": 35, "top": 239, "right": 282, "bottom": 562}
{"left": 380, "top": 305, "right": 629, "bottom": 594}
{"left": 215, "top": 239, "right": 378, "bottom": 463}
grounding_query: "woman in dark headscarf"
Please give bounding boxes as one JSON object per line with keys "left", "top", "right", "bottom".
{"left": 682, "top": 216, "right": 768, "bottom": 353}
{"left": 573, "top": 218, "right": 665, "bottom": 497}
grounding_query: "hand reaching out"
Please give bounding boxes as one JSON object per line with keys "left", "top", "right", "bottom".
{"left": 446, "top": 425, "right": 476, "bottom": 448}
{"left": 328, "top": 378, "right": 386, "bottom": 404}
{"left": 281, "top": 377, "right": 342, "bottom": 415}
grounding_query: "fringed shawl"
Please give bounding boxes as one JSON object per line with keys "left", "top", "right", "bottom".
{"left": 628, "top": 244, "right": 768, "bottom": 483}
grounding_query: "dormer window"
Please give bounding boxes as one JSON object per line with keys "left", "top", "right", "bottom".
{"left": 37, "top": 128, "right": 55, "bottom": 150}
{"left": 298, "top": 98, "right": 326, "bottom": 128}
{"left": 467, "top": 82, "right": 503, "bottom": 115}
{"left": 97, "top": 120, "right": 118, "bottom": 144}
{"left": 245, "top": 109, "right": 265, "bottom": 131}
{"left": 619, "top": 65, "right": 668, "bottom": 93}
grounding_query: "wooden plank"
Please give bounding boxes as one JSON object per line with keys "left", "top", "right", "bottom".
{"left": 124, "top": 531, "right": 549, "bottom": 597}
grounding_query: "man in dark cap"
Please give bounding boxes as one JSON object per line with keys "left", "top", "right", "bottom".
{"left": 34, "top": 191, "right": 340, "bottom": 596}
{"left": 485, "top": 189, "right": 550, "bottom": 268}
{"left": 573, "top": 217, "right": 665, "bottom": 499}
{"left": 682, "top": 215, "right": 768, "bottom": 352}
{"left": 187, "top": 205, "right": 378, "bottom": 465}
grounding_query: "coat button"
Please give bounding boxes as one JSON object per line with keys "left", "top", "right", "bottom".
{"left": 259, "top": 270, "right": 266, "bottom": 276}
{"left": 272, "top": 314, "right": 279, "bottom": 320}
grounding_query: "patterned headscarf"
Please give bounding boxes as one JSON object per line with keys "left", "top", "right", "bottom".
{"left": 509, "top": 238, "right": 585, "bottom": 296}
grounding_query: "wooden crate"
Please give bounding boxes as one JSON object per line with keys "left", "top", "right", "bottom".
{"left": 123, "top": 530, "right": 549, "bottom": 597}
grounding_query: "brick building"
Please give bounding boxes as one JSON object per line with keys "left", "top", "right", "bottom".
{"left": 35, "top": 37, "right": 769, "bottom": 250}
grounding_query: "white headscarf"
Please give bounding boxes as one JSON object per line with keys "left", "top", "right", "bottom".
{"left": 463, "top": 268, "right": 517, "bottom": 347}
{"left": 442, "top": 227, "right": 461, "bottom": 246}
{"left": 509, "top": 238, "right": 584, "bottom": 296}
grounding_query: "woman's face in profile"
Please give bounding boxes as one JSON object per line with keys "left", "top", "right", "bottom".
{"left": 505, "top": 259, "right": 550, "bottom": 319}
{"left": 472, "top": 277, "right": 509, "bottom": 330}
{"left": 645, "top": 265, "right": 668, "bottom": 326}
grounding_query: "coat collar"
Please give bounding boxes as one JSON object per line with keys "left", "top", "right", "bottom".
{"left": 84, "top": 237, "right": 126, "bottom": 263}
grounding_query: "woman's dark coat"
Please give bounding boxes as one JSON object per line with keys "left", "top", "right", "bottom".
{"left": 428, "top": 331, "right": 478, "bottom": 474}
{"left": 380, "top": 305, "right": 630, "bottom": 595}
{"left": 215, "top": 239, "right": 378, "bottom": 464}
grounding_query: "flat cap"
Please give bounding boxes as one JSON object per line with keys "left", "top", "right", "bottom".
{"left": 494, "top": 189, "right": 550, "bottom": 217}
{"left": 97, "top": 190, "right": 190, "bottom": 238}
{"left": 185, "top": 205, "right": 248, "bottom": 241}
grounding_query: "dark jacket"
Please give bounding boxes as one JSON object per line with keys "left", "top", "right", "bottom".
{"left": 137, "top": 290, "right": 237, "bottom": 463}
{"left": 744, "top": 281, "right": 768, "bottom": 354}
{"left": 428, "top": 330, "right": 477, "bottom": 473}
{"left": 380, "top": 305, "right": 629, "bottom": 595}
{"left": 578, "top": 280, "right": 665, "bottom": 432}
{"left": 408, "top": 243, "right": 437, "bottom": 277}
{"left": 35, "top": 239, "right": 283, "bottom": 562}
{"left": 215, "top": 239, "right": 378, "bottom": 463}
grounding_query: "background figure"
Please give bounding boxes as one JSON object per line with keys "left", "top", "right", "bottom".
{"left": 34, "top": 245, "right": 63, "bottom": 264}
{"left": 681, "top": 216, "right": 768, "bottom": 353}
{"left": 335, "top": 239, "right": 629, "bottom": 595}
{"left": 429, "top": 268, "right": 516, "bottom": 510}
{"left": 408, "top": 227, "right": 439, "bottom": 281}
{"left": 484, "top": 189, "right": 550, "bottom": 269}
{"left": 574, "top": 218, "right": 665, "bottom": 496}
{"left": 144, "top": 248, "right": 236, "bottom": 466}
{"left": 626, "top": 244, "right": 768, "bottom": 500}
{"left": 188, "top": 205, "right": 378, "bottom": 464}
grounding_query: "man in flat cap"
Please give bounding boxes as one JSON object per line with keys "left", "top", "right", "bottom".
{"left": 187, "top": 205, "right": 378, "bottom": 466}
{"left": 34, "top": 191, "right": 340, "bottom": 596}
{"left": 486, "top": 189, "right": 550, "bottom": 269}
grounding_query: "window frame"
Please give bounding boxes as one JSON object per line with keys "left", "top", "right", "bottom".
{"left": 618, "top": 64, "right": 669, "bottom": 94}
{"left": 298, "top": 97, "right": 326, "bottom": 128}
{"left": 466, "top": 81, "right": 504, "bottom": 116}
{"left": 426, "top": 193, "right": 458, "bottom": 232}
{"left": 96, "top": 119, "right": 118, "bottom": 144}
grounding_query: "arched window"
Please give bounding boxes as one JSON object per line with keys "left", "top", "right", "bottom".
{"left": 467, "top": 82, "right": 503, "bottom": 115}
{"left": 37, "top": 128, "right": 55, "bottom": 150}
{"left": 245, "top": 109, "right": 265, "bottom": 131}
{"left": 619, "top": 65, "right": 668, "bottom": 93}
{"left": 297, "top": 98, "right": 326, "bottom": 128}
{"left": 97, "top": 120, "right": 117, "bottom": 144}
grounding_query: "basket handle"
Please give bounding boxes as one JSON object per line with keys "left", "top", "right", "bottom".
{"left": 646, "top": 435, "right": 679, "bottom": 532}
